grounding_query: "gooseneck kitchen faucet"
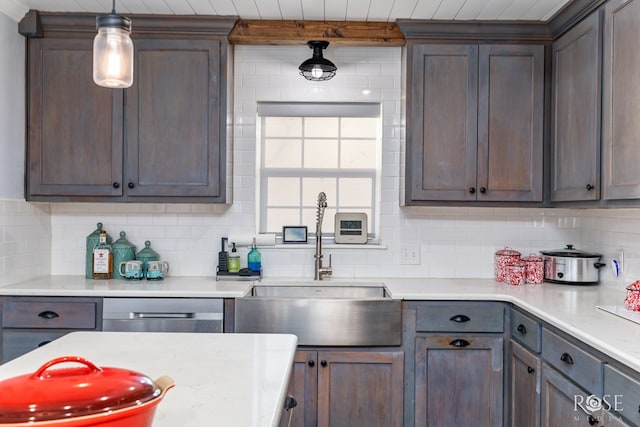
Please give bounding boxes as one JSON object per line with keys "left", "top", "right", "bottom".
{"left": 314, "top": 192, "right": 332, "bottom": 280}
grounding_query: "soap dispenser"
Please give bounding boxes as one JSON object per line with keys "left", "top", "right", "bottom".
{"left": 247, "top": 238, "right": 262, "bottom": 272}
{"left": 228, "top": 243, "right": 240, "bottom": 273}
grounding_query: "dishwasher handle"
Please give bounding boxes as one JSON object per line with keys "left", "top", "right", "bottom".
{"left": 132, "top": 312, "right": 195, "bottom": 319}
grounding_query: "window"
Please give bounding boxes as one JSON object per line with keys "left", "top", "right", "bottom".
{"left": 257, "top": 102, "right": 381, "bottom": 239}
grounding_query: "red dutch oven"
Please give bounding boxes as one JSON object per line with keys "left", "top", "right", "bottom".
{"left": 0, "top": 356, "right": 174, "bottom": 427}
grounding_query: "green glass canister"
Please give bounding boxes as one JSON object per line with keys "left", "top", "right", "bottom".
{"left": 85, "top": 223, "right": 112, "bottom": 279}
{"left": 112, "top": 231, "right": 136, "bottom": 280}
{"left": 136, "top": 240, "right": 160, "bottom": 272}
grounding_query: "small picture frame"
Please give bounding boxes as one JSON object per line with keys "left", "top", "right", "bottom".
{"left": 283, "top": 226, "right": 308, "bottom": 243}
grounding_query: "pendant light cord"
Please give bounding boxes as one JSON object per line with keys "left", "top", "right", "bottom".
{"left": 111, "top": 0, "right": 116, "bottom": 14}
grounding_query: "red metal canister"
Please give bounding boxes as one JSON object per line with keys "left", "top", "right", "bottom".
{"left": 506, "top": 262, "right": 526, "bottom": 286}
{"left": 495, "top": 248, "right": 521, "bottom": 282}
{"left": 522, "top": 254, "right": 544, "bottom": 284}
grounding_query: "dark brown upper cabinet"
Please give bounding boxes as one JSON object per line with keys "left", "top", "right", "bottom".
{"left": 603, "top": 0, "right": 640, "bottom": 201}
{"left": 21, "top": 12, "right": 236, "bottom": 203}
{"left": 551, "top": 12, "right": 602, "bottom": 203}
{"left": 403, "top": 41, "right": 544, "bottom": 205}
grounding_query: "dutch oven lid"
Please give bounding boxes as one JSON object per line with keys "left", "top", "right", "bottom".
{"left": 540, "top": 244, "right": 602, "bottom": 258}
{"left": 0, "top": 356, "right": 161, "bottom": 423}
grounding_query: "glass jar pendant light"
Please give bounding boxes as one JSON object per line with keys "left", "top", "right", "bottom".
{"left": 93, "top": 0, "right": 133, "bottom": 88}
{"left": 298, "top": 41, "right": 337, "bottom": 81}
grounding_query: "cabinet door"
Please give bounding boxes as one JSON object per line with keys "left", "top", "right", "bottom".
{"left": 510, "top": 340, "right": 541, "bottom": 427}
{"left": 603, "top": 0, "right": 640, "bottom": 200}
{"left": 415, "top": 335, "right": 503, "bottom": 427}
{"left": 406, "top": 44, "right": 478, "bottom": 202}
{"left": 280, "top": 351, "right": 317, "bottom": 427}
{"left": 317, "top": 351, "right": 403, "bottom": 427}
{"left": 551, "top": 13, "right": 602, "bottom": 202}
{"left": 27, "top": 37, "right": 124, "bottom": 199}
{"left": 541, "top": 364, "right": 602, "bottom": 427}
{"left": 602, "top": 411, "right": 633, "bottom": 427}
{"left": 125, "top": 38, "right": 225, "bottom": 199}
{"left": 477, "top": 44, "right": 544, "bottom": 202}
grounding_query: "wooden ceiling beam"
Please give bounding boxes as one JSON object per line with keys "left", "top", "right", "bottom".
{"left": 228, "top": 19, "right": 405, "bottom": 46}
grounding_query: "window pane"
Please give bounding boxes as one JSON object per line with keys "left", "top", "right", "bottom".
{"left": 267, "top": 177, "right": 300, "bottom": 206}
{"left": 264, "top": 139, "right": 302, "bottom": 168}
{"left": 305, "top": 117, "right": 338, "bottom": 137}
{"left": 303, "top": 208, "right": 336, "bottom": 233}
{"left": 341, "top": 117, "right": 377, "bottom": 138}
{"left": 264, "top": 117, "right": 302, "bottom": 137}
{"left": 340, "top": 140, "right": 376, "bottom": 169}
{"left": 302, "top": 178, "right": 337, "bottom": 207}
{"left": 339, "top": 178, "right": 372, "bottom": 206}
{"left": 304, "top": 139, "right": 338, "bottom": 168}
{"left": 266, "top": 208, "right": 300, "bottom": 231}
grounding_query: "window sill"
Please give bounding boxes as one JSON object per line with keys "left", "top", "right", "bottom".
{"left": 264, "top": 242, "right": 387, "bottom": 250}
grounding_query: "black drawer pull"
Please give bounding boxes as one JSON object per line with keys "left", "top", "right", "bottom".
{"left": 517, "top": 324, "right": 527, "bottom": 334}
{"left": 38, "top": 341, "right": 52, "bottom": 347}
{"left": 449, "top": 314, "right": 471, "bottom": 323}
{"left": 586, "top": 184, "right": 594, "bottom": 191}
{"left": 449, "top": 339, "right": 470, "bottom": 348}
{"left": 469, "top": 187, "right": 476, "bottom": 194}
{"left": 308, "top": 360, "right": 315, "bottom": 367}
{"left": 527, "top": 366, "right": 535, "bottom": 374}
{"left": 320, "top": 360, "right": 327, "bottom": 367}
{"left": 38, "top": 310, "right": 60, "bottom": 320}
{"left": 560, "top": 352, "right": 574, "bottom": 365}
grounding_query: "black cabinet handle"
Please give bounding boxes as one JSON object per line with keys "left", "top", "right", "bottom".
{"left": 38, "top": 341, "right": 52, "bottom": 347}
{"left": 588, "top": 415, "right": 598, "bottom": 425}
{"left": 128, "top": 182, "right": 135, "bottom": 189}
{"left": 308, "top": 360, "right": 315, "bottom": 367}
{"left": 480, "top": 187, "right": 487, "bottom": 194}
{"left": 38, "top": 310, "right": 59, "bottom": 319}
{"left": 450, "top": 314, "right": 471, "bottom": 323}
{"left": 469, "top": 187, "right": 476, "bottom": 194}
{"left": 112, "top": 182, "right": 120, "bottom": 188}
{"left": 560, "top": 352, "right": 574, "bottom": 365}
{"left": 517, "top": 324, "right": 527, "bottom": 334}
{"left": 527, "top": 366, "right": 535, "bottom": 374}
{"left": 320, "top": 360, "right": 327, "bottom": 367}
{"left": 586, "top": 184, "right": 594, "bottom": 191}
{"left": 449, "top": 339, "right": 470, "bottom": 348}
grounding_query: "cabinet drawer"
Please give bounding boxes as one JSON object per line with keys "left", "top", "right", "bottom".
{"left": 604, "top": 365, "right": 640, "bottom": 426}
{"left": 2, "top": 301, "right": 97, "bottom": 329}
{"left": 541, "top": 328, "right": 603, "bottom": 395}
{"left": 2, "top": 330, "right": 69, "bottom": 363}
{"left": 511, "top": 309, "right": 541, "bottom": 353}
{"left": 416, "top": 302, "right": 504, "bottom": 333}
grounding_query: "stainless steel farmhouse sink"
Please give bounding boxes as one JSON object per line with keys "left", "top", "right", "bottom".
{"left": 234, "top": 283, "right": 401, "bottom": 346}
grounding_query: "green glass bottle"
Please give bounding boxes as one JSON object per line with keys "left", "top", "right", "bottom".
{"left": 247, "top": 238, "right": 261, "bottom": 272}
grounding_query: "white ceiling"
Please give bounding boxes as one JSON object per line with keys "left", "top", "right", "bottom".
{"left": 1, "top": 0, "right": 572, "bottom": 23}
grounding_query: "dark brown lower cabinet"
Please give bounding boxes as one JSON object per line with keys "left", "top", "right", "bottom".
{"left": 281, "top": 349, "right": 404, "bottom": 427}
{"left": 510, "top": 340, "right": 541, "bottom": 427}
{"left": 414, "top": 335, "right": 503, "bottom": 426}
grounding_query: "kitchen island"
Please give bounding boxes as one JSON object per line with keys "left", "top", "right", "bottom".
{"left": 0, "top": 331, "right": 298, "bottom": 427}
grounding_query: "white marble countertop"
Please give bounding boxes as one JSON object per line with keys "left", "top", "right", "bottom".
{"left": 0, "top": 275, "right": 253, "bottom": 298}
{"left": 0, "top": 331, "right": 298, "bottom": 427}
{"left": 2, "top": 275, "right": 640, "bottom": 373}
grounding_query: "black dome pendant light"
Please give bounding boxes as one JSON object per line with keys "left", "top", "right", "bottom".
{"left": 298, "top": 41, "right": 337, "bottom": 81}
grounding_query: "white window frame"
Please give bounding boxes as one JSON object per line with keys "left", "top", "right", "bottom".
{"left": 256, "top": 102, "right": 382, "bottom": 241}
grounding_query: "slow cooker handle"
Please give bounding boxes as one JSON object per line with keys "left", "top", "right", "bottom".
{"left": 594, "top": 263, "right": 607, "bottom": 269}
{"left": 32, "top": 356, "right": 102, "bottom": 379}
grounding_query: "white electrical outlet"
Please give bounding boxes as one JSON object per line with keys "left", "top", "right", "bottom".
{"left": 400, "top": 243, "right": 420, "bottom": 265}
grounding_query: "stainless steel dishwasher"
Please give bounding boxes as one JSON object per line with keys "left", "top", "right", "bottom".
{"left": 102, "top": 298, "right": 223, "bottom": 333}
